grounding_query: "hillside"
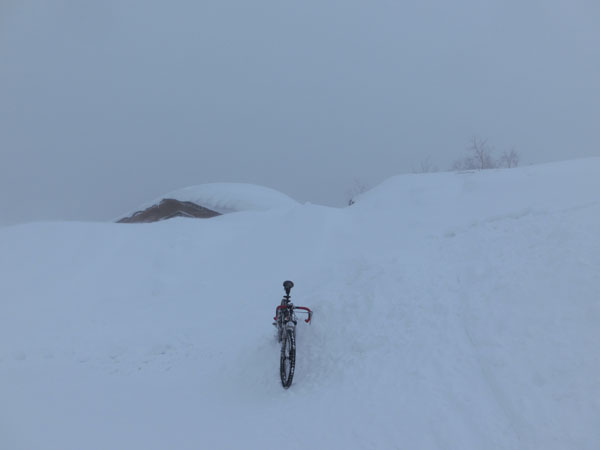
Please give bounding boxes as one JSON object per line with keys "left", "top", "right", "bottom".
{"left": 1, "top": 159, "right": 599, "bottom": 450}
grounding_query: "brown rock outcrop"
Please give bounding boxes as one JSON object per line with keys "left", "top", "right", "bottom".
{"left": 117, "top": 198, "right": 220, "bottom": 223}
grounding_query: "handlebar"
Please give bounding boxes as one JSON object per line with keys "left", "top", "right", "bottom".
{"left": 274, "top": 305, "right": 312, "bottom": 323}
{"left": 294, "top": 306, "right": 312, "bottom": 323}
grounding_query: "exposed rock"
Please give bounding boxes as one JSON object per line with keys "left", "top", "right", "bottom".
{"left": 117, "top": 198, "right": 220, "bottom": 223}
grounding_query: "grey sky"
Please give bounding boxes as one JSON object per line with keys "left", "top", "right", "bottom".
{"left": 1, "top": 0, "right": 599, "bottom": 225}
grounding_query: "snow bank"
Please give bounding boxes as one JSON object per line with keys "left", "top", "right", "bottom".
{"left": 1, "top": 159, "right": 599, "bottom": 450}
{"left": 122, "top": 183, "right": 299, "bottom": 218}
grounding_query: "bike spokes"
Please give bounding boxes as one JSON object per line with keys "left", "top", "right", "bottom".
{"left": 280, "top": 329, "right": 296, "bottom": 388}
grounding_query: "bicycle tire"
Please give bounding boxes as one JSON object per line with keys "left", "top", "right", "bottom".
{"left": 277, "top": 316, "right": 283, "bottom": 343}
{"left": 280, "top": 328, "right": 296, "bottom": 389}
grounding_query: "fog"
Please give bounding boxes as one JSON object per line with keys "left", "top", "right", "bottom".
{"left": 1, "top": 0, "right": 599, "bottom": 224}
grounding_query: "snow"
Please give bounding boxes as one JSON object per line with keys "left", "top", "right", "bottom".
{"left": 2, "top": 159, "right": 600, "bottom": 449}
{"left": 119, "top": 183, "right": 299, "bottom": 218}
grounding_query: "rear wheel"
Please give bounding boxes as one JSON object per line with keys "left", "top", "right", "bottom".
{"left": 280, "top": 328, "right": 296, "bottom": 389}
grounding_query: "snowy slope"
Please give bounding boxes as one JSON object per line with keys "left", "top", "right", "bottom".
{"left": 1, "top": 160, "right": 600, "bottom": 450}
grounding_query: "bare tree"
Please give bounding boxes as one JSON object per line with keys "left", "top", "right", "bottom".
{"left": 499, "top": 147, "right": 519, "bottom": 168}
{"left": 469, "top": 136, "right": 497, "bottom": 170}
{"left": 415, "top": 156, "right": 438, "bottom": 173}
{"left": 452, "top": 136, "right": 497, "bottom": 171}
{"left": 347, "top": 179, "right": 369, "bottom": 206}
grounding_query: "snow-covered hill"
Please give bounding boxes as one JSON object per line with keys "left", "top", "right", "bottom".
{"left": 2, "top": 160, "right": 599, "bottom": 450}
{"left": 118, "top": 183, "right": 299, "bottom": 220}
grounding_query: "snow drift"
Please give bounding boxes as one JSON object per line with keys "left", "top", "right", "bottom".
{"left": 118, "top": 182, "right": 299, "bottom": 222}
{"left": 1, "top": 159, "right": 599, "bottom": 450}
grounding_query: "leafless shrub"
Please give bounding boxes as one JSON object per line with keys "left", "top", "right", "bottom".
{"left": 452, "top": 136, "right": 498, "bottom": 171}
{"left": 415, "top": 157, "right": 439, "bottom": 173}
{"left": 499, "top": 147, "right": 520, "bottom": 168}
{"left": 347, "top": 179, "right": 369, "bottom": 206}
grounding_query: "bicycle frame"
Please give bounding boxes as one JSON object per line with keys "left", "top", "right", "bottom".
{"left": 274, "top": 281, "right": 312, "bottom": 389}
{"left": 275, "top": 299, "right": 295, "bottom": 342}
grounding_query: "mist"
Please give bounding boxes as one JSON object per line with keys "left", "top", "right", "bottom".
{"left": 1, "top": 0, "right": 599, "bottom": 225}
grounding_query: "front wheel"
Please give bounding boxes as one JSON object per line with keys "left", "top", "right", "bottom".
{"left": 280, "top": 328, "right": 296, "bottom": 389}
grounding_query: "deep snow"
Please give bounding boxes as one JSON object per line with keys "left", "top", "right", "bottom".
{"left": 1, "top": 159, "right": 599, "bottom": 449}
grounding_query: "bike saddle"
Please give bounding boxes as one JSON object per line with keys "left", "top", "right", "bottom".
{"left": 283, "top": 280, "right": 294, "bottom": 295}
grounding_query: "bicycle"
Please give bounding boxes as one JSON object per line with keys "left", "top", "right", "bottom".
{"left": 273, "top": 280, "right": 312, "bottom": 389}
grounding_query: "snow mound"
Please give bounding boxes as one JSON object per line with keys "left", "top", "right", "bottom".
{"left": 122, "top": 183, "right": 299, "bottom": 219}
{"left": 158, "top": 183, "right": 298, "bottom": 214}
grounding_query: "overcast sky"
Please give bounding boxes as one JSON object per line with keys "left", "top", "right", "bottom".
{"left": 1, "top": 0, "right": 599, "bottom": 224}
